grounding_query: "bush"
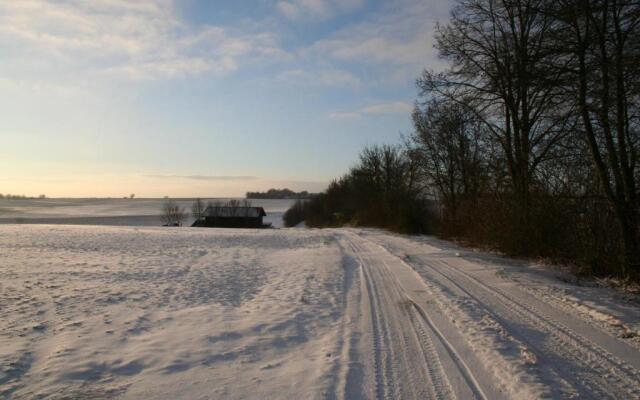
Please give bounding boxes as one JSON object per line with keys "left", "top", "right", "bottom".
{"left": 283, "top": 199, "right": 308, "bottom": 227}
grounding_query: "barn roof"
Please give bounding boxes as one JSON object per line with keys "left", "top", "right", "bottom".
{"left": 202, "top": 206, "right": 266, "bottom": 218}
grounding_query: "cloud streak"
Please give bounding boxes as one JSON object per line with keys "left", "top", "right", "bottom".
{"left": 276, "top": 0, "right": 364, "bottom": 21}
{"left": 302, "top": 0, "right": 450, "bottom": 86}
{"left": 0, "top": 0, "right": 288, "bottom": 82}
{"left": 277, "top": 68, "right": 361, "bottom": 88}
{"left": 329, "top": 101, "right": 413, "bottom": 119}
{"left": 0, "top": 0, "right": 448, "bottom": 90}
{"left": 147, "top": 175, "right": 259, "bottom": 181}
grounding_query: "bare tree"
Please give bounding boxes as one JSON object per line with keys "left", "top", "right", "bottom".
{"left": 226, "top": 199, "right": 241, "bottom": 208}
{"left": 419, "top": 0, "right": 572, "bottom": 242}
{"left": 161, "top": 199, "right": 186, "bottom": 226}
{"left": 192, "top": 198, "right": 205, "bottom": 220}
{"left": 549, "top": 0, "right": 640, "bottom": 275}
{"left": 207, "top": 200, "right": 222, "bottom": 208}
{"left": 411, "top": 99, "right": 488, "bottom": 233}
{"left": 206, "top": 200, "right": 223, "bottom": 213}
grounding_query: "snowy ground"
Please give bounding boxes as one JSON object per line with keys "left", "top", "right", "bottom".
{"left": 1, "top": 225, "right": 640, "bottom": 399}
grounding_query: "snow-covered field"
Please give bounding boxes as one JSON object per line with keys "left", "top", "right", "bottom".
{"left": 1, "top": 225, "right": 640, "bottom": 399}
{"left": 0, "top": 198, "right": 295, "bottom": 228}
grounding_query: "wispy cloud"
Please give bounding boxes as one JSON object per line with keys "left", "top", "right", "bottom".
{"left": 277, "top": 68, "right": 361, "bottom": 88}
{"left": 274, "top": 0, "right": 446, "bottom": 89}
{"left": 360, "top": 101, "right": 414, "bottom": 114}
{"left": 276, "top": 0, "right": 364, "bottom": 20}
{"left": 328, "top": 111, "right": 362, "bottom": 120}
{"left": 0, "top": 0, "right": 288, "bottom": 82}
{"left": 302, "top": 0, "right": 450, "bottom": 85}
{"left": 0, "top": 0, "right": 447, "bottom": 90}
{"left": 147, "top": 175, "right": 258, "bottom": 181}
{"left": 329, "top": 101, "right": 413, "bottom": 119}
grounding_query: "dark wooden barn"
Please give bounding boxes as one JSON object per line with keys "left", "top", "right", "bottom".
{"left": 192, "top": 206, "right": 269, "bottom": 228}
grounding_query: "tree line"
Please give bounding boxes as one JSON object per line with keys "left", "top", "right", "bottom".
{"left": 286, "top": 0, "right": 640, "bottom": 279}
{"left": 284, "top": 145, "right": 428, "bottom": 232}
{"left": 246, "top": 188, "right": 316, "bottom": 199}
{"left": 0, "top": 194, "right": 46, "bottom": 199}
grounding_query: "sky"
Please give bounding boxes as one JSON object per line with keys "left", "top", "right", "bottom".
{"left": 0, "top": 0, "right": 451, "bottom": 197}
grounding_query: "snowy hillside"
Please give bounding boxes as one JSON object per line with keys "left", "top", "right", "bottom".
{"left": 1, "top": 225, "right": 639, "bottom": 399}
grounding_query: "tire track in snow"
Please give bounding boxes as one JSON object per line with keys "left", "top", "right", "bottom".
{"left": 407, "top": 300, "right": 487, "bottom": 400}
{"left": 344, "top": 234, "right": 484, "bottom": 399}
{"left": 419, "top": 257, "right": 604, "bottom": 399}
{"left": 364, "top": 248, "right": 445, "bottom": 400}
{"left": 360, "top": 231, "right": 640, "bottom": 400}
{"left": 348, "top": 239, "right": 405, "bottom": 399}
{"left": 432, "top": 257, "right": 640, "bottom": 399}
{"left": 356, "top": 241, "right": 393, "bottom": 399}
{"left": 405, "top": 303, "right": 465, "bottom": 400}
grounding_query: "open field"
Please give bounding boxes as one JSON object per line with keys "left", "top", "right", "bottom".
{"left": 1, "top": 225, "right": 640, "bottom": 399}
{"left": 0, "top": 199, "right": 294, "bottom": 228}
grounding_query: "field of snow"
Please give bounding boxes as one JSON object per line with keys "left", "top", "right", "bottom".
{"left": 0, "top": 198, "right": 295, "bottom": 228}
{"left": 2, "top": 225, "right": 640, "bottom": 399}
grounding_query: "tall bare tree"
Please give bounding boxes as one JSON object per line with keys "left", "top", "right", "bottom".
{"left": 419, "top": 0, "right": 572, "bottom": 242}
{"left": 550, "top": 0, "right": 640, "bottom": 275}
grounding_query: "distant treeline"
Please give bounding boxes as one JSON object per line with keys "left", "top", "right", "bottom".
{"left": 246, "top": 188, "right": 316, "bottom": 199}
{"left": 0, "top": 194, "right": 46, "bottom": 200}
{"left": 283, "top": 145, "right": 429, "bottom": 233}
{"left": 286, "top": 0, "right": 640, "bottom": 280}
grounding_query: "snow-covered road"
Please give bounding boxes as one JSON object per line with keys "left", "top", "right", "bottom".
{"left": 339, "top": 230, "right": 640, "bottom": 399}
{"left": 1, "top": 225, "right": 639, "bottom": 399}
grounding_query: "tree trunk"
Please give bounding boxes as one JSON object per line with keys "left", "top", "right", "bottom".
{"left": 617, "top": 204, "right": 640, "bottom": 277}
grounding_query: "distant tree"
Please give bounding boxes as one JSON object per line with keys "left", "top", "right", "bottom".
{"left": 411, "top": 99, "right": 488, "bottom": 233}
{"left": 38, "top": 194, "right": 46, "bottom": 199}
{"left": 161, "top": 199, "right": 186, "bottom": 226}
{"left": 205, "top": 200, "right": 223, "bottom": 219}
{"left": 207, "top": 200, "right": 223, "bottom": 208}
{"left": 192, "top": 198, "right": 205, "bottom": 220}
{"left": 226, "top": 199, "right": 241, "bottom": 208}
{"left": 129, "top": 194, "right": 135, "bottom": 199}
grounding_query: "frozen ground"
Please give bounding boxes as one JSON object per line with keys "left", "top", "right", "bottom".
{"left": 1, "top": 225, "right": 640, "bottom": 399}
{"left": 0, "top": 198, "right": 294, "bottom": 228}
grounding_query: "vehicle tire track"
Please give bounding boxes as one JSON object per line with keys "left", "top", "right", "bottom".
{"left": 355, "top": 240, "right": 394, "bottom": 399}
{"left": 434, "top": 257, "right": 640, "bottom": 399}
{"left": 407, "top": 300, "right": 487, "bottom": 400}
{"left": 406, "top": 304, "right": 457, "bottom": 400}
{"left": 343, "top": 234, "right": 486, "bottom": 399}
{"left": 359, "top": 232, "right": 640, "bottom": 400}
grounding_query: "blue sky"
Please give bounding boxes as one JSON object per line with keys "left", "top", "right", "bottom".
{"left": 0, "top": 0, "right": 451, "bottom": 197}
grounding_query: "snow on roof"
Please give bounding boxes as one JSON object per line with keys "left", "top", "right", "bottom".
{"left": 202, "top": 206, "right": 266, "bottom": 218}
